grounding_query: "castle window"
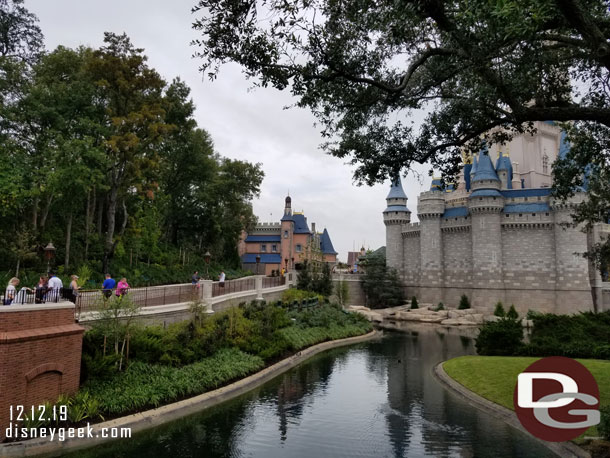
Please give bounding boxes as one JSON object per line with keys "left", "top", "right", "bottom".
{"left": 283, "top": 230, "right": 288, "bottom": 239}
{"left": 532, "top": 213, "right": 536, "bottom": 216}
{"left": 506, "top": 214, "right": 509, "bottom": 217}
{"left": 543, "top": 153, "right": 549, "bottom": 174}
{"left": 261, "top": 244, "right": 267, "bottom": 252}
{"left": 271, "top": 244, "right": 278, "bottom": 252}
{"left": 524, "top": 197, "right": 528, "bottom": 201}
{"left": 519, "top": 213, "right": 522, "bottom": 217}
{"left": 546, "top": 213, "right": 550, "bottom": 216}
{"left": 537, "top": 196, "right": 541, "bottom": 201}
{"left": 296, "top": 244, "right": 302, "bottom": 253}
{"left": 479, "top": 197, "right": 482, "bottom": 201}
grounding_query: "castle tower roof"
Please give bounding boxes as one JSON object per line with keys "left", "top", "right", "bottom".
{"left": 472, "top": 145, "right": 500, "bottom": 183}
{"left": 386, "top": 176, "right": 407, "bottom": 200}
{"left": 470, "top": 154, "right": 479, "bottom": 177}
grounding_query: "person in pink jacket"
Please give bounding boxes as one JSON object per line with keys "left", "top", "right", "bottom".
{"left": 116, "top": 277, "right": 130, "bottom": 297}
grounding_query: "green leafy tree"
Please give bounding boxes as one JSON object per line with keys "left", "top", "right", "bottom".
{"left": 335, "top": 279, "right": 349, "bottom": 307}
{"left": 360, "top": 253, "right": 404, "bottom": 309}
{"left": 507, "top": 304, "right": 519, "bottom": 320}
{"left": 494, "top": 302, "right": 506, "bottom": 317}
{"left": 458, "top": 294, "right": 471, "bottom": 310}
{"left": 87, "top": 32, "right": 171, "bottom": 273}
{"left": 410, "top": 296, "right": 418, "bottom": 309}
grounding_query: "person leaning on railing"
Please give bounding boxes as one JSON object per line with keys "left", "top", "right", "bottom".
{"left": 3, "top": 277, "right": 18, "bottom": 305}
{"left": 35, "top": 276, "right": 48, "bottom": 303}
{"left": 102, "top": 273, "right": 116, "bottom": 299}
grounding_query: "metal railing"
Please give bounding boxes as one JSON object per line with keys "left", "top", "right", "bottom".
{"left": 262, "top": 276, "right": 286, "bottom": 288}
{"left": 76, "top": 283, "right": 197, "bottom": 314}
{"left": 1, "top": 287, "right": 67, "bottom": 305}
{"left": 2, "top": 274, "right": 290, "bottom": 314}
{"left": 212, "top": 277, "right": 256, "bottom": 297}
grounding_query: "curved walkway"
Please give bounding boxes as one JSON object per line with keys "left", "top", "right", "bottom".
{"left": 434, "top": 362, "right": 590, "bottom": 458}
{"left": 0, "top": 330, "right": 381, "bottom": 458}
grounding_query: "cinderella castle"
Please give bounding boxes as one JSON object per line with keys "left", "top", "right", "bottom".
{"left": 384, "top": 121, "right": 609, "bottom": 314}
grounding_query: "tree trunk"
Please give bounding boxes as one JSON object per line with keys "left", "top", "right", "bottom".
{"left": 65, "top": 211, "right": 73, "bottom": 270}
{"left": 85, "top": 190, "right": 92, "bottom": 260}
{"left": 97, "top": 193, "right": 104, "bottom": 236}
{"left": 102, "top": 185, "right": 119, "bottom": 274}
{"left": 32, "top": 196, "right": 39, "bottom": 231}
{"left": 39, "top": 194, "right": 54, "bottom": 231}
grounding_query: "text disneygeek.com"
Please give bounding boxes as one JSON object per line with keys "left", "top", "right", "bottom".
{"left": 5, "top": 423, "right": 132, "bottom": 441}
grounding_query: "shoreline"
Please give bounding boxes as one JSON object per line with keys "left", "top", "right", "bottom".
{"left": 0, "top": 329, "right": 381, "bottom": 458}
{"left": 433, "top": 361, "right": 590, "bottom": 458}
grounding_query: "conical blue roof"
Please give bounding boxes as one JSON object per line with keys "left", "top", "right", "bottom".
{"left": 320, "top": 228, "right": 338, "bottom": 255}
{"left": 472, "top": 144, "right": 500, "bottom": 182}
{"left": 386, "top": 176, "right": 407, "bottom": 199}
{"left": 464, "top": 163, "right": 472, "bottom": 191}
{"left": 470, "top": 154, "right": 478, "bottom": 177}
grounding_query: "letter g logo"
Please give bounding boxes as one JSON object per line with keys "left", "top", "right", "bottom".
{"left": 514, "top": 357, "right": 600, "bottom": 442}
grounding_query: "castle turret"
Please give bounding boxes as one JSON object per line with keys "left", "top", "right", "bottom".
{"left": 468, "top": 144, "right": 505, "bottom": 310}
{"left": 416, "top": 180, "right": 445, "bottom": 304}
{"left": 280, "top": 195, "right": 294, "bottom": 269}
{"left": 496, "top": 151, "right": 513, "bottom": 190}
{"left": 384, "top": 177, "right": 411, "bottom": 276}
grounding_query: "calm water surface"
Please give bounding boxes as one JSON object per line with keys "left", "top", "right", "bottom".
{"left": 73, "top": 323, "right": 556, "bottom": 458}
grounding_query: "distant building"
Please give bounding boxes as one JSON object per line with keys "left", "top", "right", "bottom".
{"left": 239, "top": 196, "right": 338, "bottom": 275}
{"left": 347, "top": 247, "right": 366, "bottom": 273}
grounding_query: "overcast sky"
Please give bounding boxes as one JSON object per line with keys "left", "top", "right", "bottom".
{"left": 27, "top": 0, "right": 432, "bottom": 261}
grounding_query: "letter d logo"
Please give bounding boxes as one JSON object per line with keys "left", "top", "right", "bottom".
{"left": 514, "top": 357, "right": 600, "bottom": 442}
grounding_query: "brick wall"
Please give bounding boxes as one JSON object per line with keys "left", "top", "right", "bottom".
{"left": 0, "top": 303, "right": 84, "bottom": 441}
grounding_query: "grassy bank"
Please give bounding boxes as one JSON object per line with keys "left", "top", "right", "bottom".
{"left": 443, "top": 356, "right": 610, "bottom": 437}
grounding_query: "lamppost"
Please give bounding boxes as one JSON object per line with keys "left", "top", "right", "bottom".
{"left": 256, "top": 255, "right": 261, "bottom": 276}
{"left": 44, "top": 242, "right": 56, "bottom": 276}
{"left": 204, "top": 251, "right": 211, "bottom": 279}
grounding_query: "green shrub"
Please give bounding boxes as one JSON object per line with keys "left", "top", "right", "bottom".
{"left": 84, "top": 348, "right": 264, "bottom": 416}
{"left": 410, "top": 296, "right": 418, "bottom": 309}
{"left": 506, "top": 305, "right": 519, "bottom": 320}
{"left": 458, "top": 294, "right": 471, "bottom": 310}
{"left": 599, "top": 406, "right": 610, "bottom": 441}
{"left": 493, "top": 302, "right": 506, "bottom": 317}
{"left": 281, "top": 288, "right": 320, "bottom": 304}
{"left": 475, "top": 318, "right": 524, "bottom": 356}
{"left": 435, "top": 302, "right": 444, "bottom": 311}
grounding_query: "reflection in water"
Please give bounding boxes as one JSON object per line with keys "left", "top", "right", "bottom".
{"left": 70, "top": 324, "right": 556, "bottom": 458}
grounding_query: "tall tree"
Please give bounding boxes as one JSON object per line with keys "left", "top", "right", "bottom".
{"left": 87, "top": 32, "right": 170, "bottom": 273}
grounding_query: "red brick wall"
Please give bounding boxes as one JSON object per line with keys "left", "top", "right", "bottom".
{"left": 0, "top": 304, "right": 84, "bottom": 441}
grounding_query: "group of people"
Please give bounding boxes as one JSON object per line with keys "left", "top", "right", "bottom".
{"left": 102, "top": 274, "right": 130, "bottom": 299}
{"left": 3, "top": 272, "right": 78, "bottom": 305}
{"left": 190, "top": 270, "right": 226, "bottom": 288}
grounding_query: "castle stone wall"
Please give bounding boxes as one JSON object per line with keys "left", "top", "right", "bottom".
{"left": 441, "top": 229, "right": 472, "bottom": 306}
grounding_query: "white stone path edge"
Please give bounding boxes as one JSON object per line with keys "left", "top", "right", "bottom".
{"left": 434, "top": 362, "right": 591, "bottom": 458}
{"left": 0, "top": 330, "right": 381, "bottom": 458}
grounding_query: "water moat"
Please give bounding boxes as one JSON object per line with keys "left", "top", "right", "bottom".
{"left": 72, "top": 323, "right": 555, "bottom": 458}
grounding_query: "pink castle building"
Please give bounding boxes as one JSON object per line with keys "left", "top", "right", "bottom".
{"left": 238, "top": 196, "right": 338, "bottom": 275}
